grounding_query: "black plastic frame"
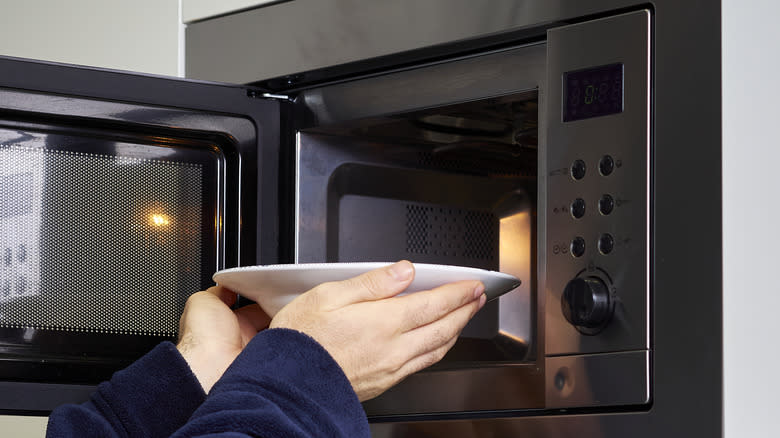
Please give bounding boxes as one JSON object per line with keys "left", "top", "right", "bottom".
{"left": 0, "top": 57, "right": 283, "bottom": 413}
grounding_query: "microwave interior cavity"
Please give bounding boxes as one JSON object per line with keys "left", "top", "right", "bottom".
{"left": 296, "top": 89, "right": 539, "bottom": 368}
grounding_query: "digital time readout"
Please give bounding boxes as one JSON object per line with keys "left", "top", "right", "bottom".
{"left": 563, "top": 63, "right": 624, "bottom": 122}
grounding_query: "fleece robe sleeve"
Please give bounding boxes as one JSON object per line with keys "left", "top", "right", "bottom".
{"left": 170, "top": 328, "right": 371, "bottom": 438}
{"left": 46, "top": 341, "right": 207, "bottom": 438}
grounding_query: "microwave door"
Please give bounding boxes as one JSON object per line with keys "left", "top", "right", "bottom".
{"left": 0, "top": 56, "right": 284, "bottom": 412}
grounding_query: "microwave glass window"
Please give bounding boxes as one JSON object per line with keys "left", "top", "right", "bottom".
{"left": 563, "top": 63, "right": 624, "bottom": 122}
{"left": 0, "top": 129, "right": 219, "bottom": 342}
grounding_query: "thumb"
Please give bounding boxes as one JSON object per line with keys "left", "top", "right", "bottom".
{"left": 315, "top": 260, "right": 415, "bottom": 308}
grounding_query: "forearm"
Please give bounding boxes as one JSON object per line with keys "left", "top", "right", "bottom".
{"left": 171, "top": 329, "right": 370, "bottom": 438}
{"left": 47, "top": 341, "right": 206, "bottom": 438}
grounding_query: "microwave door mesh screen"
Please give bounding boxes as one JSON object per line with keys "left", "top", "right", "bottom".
{"left": 0, "top": 144, "right": 203, "bottom": 336}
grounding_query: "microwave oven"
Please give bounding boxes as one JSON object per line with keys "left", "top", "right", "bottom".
{"left": 0, "top": 3, "right": 724, "bottom": 437}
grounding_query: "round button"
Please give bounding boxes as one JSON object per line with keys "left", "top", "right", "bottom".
{"left": 599, "top": 155, "right": 615, "bottom": 176}
{"left": 571, "top": 198, "right": 586, "bottom": 219}
{"left": 571, "top": 159, "right": 586, "bottom": 180}
{"left": 598, "top": 194, "right": 615, "bottom": 215}
{"left": 570, "top": 236, "right": 586, "bottom": 257}
{"left": 598, "top": 233, "right": 615, "bottom": 255}
{"left": 561, "top": 276, "right": 614, "bottom": 334}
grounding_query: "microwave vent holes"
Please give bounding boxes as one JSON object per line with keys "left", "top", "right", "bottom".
{"left": 405, "top": 204, "right": 497, "bottom": 262}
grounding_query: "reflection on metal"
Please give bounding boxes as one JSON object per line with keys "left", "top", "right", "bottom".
{"left": 0, "top": 147, "right": 43, "bottom": 304}
{"left": 499, "top": 210, "right": 534, "bottom": 349}
{"left": 545, "top": 351, "right": 650, "bottom": 408}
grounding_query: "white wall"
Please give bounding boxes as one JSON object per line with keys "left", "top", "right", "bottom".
{"left": 0, "top": 0, "right": 182, "bottom": 76}
{"left": 723, "top": 1, "right": 780, "bottom": 436}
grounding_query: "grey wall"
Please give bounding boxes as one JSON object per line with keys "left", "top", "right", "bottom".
{"left": 722, "top": 0, "right": 780, "bottom": 436}
{"left": 0, "top": 0, "right": 181, "bottom": 76}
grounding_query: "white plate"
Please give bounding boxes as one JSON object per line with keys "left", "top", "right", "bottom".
{"left": 213, "top": 262, "right": 521, "bottom": 317}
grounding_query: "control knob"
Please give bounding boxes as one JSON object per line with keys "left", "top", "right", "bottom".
{"left": 561, "top": 276, "right": 614, "bottom": 335}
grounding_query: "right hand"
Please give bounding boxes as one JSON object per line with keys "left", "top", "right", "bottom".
{"left": 269, "top": 260, "right": 486, "bottom": 401}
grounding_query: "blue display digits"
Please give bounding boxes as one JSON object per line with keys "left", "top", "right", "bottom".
{"left": 563, "top": 63, "right": 624, "bottom": 122}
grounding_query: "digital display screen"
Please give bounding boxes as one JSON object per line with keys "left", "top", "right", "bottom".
{"left": 563, "top": 63, "right": 623, "bottom": 122}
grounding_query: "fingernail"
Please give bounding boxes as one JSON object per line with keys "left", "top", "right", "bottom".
{"left": 473, "top": 283, "right": 485, "bottom": 300}
{"left": 389, "top": 261, "right": 413, "bottom": 281}
{"left": 478, "top": 293, "right": 487, "bottom": 309}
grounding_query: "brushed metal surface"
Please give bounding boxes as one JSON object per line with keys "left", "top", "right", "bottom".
{"left": 544, "top": 10, "right": 651, "bottom": 356}
{"left": 371, "top": 0, "right": 724, "bottom": 434}
{"left": 296, "top": 43, "right": 546, "bottom": 128}
{"left": 189, "top": 0, "right": 724, "bottom": 435}
{"left": 545, "top": 351, "right": 649, "bottom": 408}
{"left": 185, "top": 0, "right": 635, "bottom": 84}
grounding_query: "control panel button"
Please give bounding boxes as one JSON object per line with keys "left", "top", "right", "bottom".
{"left": 571, "top": 198, "right": 586, "bottom": 219}
{"left": 598, "top": 233, "right": 615, "bottom": 254}
{"left": 571, "top": 159, "right": 587, "bottom": 180}
{"left": 561, "top": 276, "right": 614, "bottom": 335}
{"left": 598, "top": 194, "right": 615, "bottom": 215}
{"left": 570, "top": 236, "right": 586, "bottom": 257}
{"left": 599, "top": 155, "right": 615, "bottom": 176}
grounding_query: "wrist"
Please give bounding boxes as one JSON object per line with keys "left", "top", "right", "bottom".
{"left": 177, "top": 336, "right": 236, "bottom": 394}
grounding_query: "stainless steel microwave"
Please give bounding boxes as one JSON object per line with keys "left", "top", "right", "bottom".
{"left": 0, "top": 2, "right": 724, "bottom": 437}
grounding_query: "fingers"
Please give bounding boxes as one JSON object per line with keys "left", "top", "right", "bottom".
{"left": 400, "top": 291, "right": 484, "bottom": 360}
{"left": 235, "top": 303, "right": 271, "bottom": 333}
{"left": 315, "top": 260, "right": 415, "bottom": 309}
{"left": 204, "top": 284, "right": 237, "bottom": 307}
{"left": 394, "top": 280, "right": 484, "bottom": 332}
{"left": 397, "top": 335, "right": 460, "bottom": 381}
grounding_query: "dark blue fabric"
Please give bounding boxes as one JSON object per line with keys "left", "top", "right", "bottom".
{"left": 170, "top": 328, "right": 370, "bottom": 438}
{"left": 46, "top": 341, "right": 206, "bottom": 438}
{"left": 46, "top": 329, "right": 370, "bottom": 438}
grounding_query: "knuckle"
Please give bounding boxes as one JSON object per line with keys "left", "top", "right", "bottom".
{"left": 421, "top": 351, "right": 443, "bottom": 370}
{"left": 355, "top": 272, "right": 387, "bottom": 298}
{"left": 424, "top": 296, "right": 447, "bottom": 319}
{"left": 404, "top": 301, "right": 429, "bottom": 328}
{"left": 389, "top": 350, "right": 408, "bottom": 374}
{"left": 457, "top": 281, "right": 480, "bottom": 305}
{"left": 430, "top": 325, "right": 448, "bottom": 346}
{"left": 185, "top": 291, "right": 204, "bottom": 305}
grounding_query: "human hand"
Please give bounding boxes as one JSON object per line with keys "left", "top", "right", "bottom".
{"left": 269, "top": 260, "right": 486, "bottom": 401}
{"left": 177, "top": 285, "right": 271, "bottom": 393}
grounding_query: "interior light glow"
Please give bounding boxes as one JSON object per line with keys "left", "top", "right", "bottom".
{"left": 149, "top": 213, "right": 170, "bottom": 227}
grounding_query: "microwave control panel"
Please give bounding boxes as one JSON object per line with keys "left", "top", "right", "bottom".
{"left": 544, "top": 10, "right": 651, "bottom": 408}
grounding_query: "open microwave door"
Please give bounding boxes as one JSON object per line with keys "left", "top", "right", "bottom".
{"left": 0, "top": 56, "right": 284, "bottom": 412}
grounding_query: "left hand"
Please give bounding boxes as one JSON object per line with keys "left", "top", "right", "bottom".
{"left": 176, "top": 285, "right": 271, "bottom": 393}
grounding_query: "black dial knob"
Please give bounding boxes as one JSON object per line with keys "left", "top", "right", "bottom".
{"left": 561, "top": 276, "right": 613, "bottom": 334}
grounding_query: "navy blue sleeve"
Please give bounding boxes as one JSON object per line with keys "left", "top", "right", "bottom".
{"left": 170, "top": 328, "right": 371, "bottom": 438}
{"left": 46, "top": 341, "right": 206, "bottom": 438}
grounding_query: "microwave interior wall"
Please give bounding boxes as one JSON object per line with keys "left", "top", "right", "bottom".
{"left": 294, "top": 42, "right": 548, "bottom": 416}
{"left": 297, "top": 92, "right": 538, "bottom": 363}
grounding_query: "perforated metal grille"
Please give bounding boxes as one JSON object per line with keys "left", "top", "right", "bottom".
{"left": 405, "top": 204, "right": 497, "bottom": 261}
{"left": 0, "top": 145, "right": 204, "bottom": 336}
